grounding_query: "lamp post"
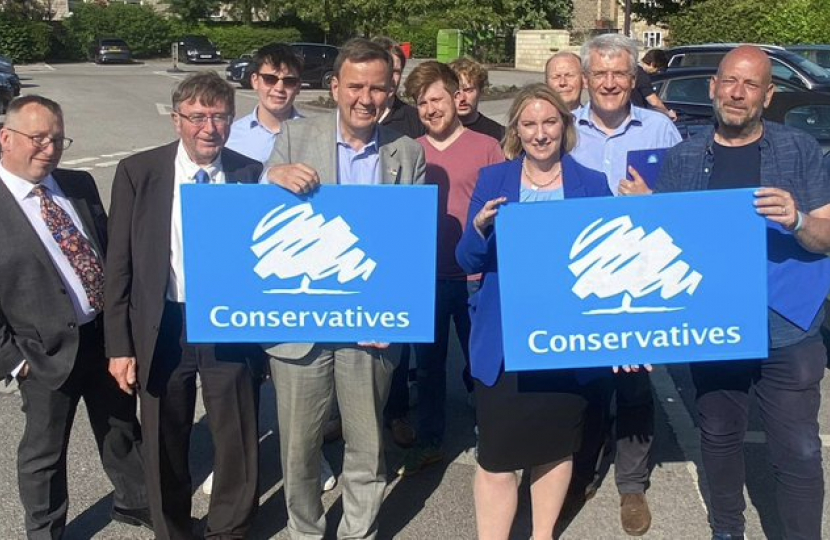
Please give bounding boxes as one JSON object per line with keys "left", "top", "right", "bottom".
{"left": 624, "top": 0, "right": 632, "bottom": 37}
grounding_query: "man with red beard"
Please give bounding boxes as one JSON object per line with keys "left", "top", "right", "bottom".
{"left": 398, "top": 61, "right": 503, "bottom": 475}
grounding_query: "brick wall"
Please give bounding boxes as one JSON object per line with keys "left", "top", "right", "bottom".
{"left": 514, "top": 30, "right": 572, "bottom": 72}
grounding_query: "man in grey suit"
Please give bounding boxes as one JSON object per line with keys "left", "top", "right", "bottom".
{"left": 0, "top": 95, "right": 150, "bottom": 538}
{"left": 265, "top": 38, "right": 426, "bottom": 540}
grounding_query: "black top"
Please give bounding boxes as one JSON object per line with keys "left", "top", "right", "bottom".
{"left": 630, "top": 67, "right": 656, "bottom": 109}
{"left": 379, "top": 96, "right": 426, "bottom": 139}
{"left": 709, "top": 140, "right": 762, "bottom": 190}
{"left": 464, "top": 113, "right": 505, "bottom": 142}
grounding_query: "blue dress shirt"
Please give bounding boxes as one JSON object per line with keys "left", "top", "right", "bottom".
{"left": 336, "top": 115, "right": 381, "bottom": 185}
{"left": 570, "top": 104, "right": 681, "bottom": 196}
{"left": 227, "top": 105, "right": 303, "bottom": 164}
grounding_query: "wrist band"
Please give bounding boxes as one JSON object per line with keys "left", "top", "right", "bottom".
{"left": 794, "top": 210, "right": 805, "bottom": 232}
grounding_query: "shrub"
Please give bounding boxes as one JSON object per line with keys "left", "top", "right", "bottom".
{"left": 0, "top": 15, "right": 51, "bottom": 62}
{"left": 192, "top": 24, "right": 303, "bottom": 59}
{"left": 670, "top": 0, "right": 830, "bottom": 46}
{"left": 64, "top": 3, "right": 172, "bottom": 59}
{"left": 384, "top": 19, "right": 444, "bottom": 58}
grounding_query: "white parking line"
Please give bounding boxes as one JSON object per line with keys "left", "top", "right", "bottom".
{"left": 100, "top": 151, "right": 131, "bottom": 158}
{"left": 651, "top": 367, "right": 709, "bottom": 510}
{"left": 156, "top": 103, "right": 171, "bottom": 115}
{"left": 134, "top": 145, "right": 156, "bottom": 152}
{"left": 95, "top": 161, "right": 121, "bottom": 168}
{"left": 61, "top": 157, "right": 98, "bottom": 166}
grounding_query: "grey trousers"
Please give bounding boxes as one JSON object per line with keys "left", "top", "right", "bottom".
{"left": 270, "top": 345, "right": 395, "bottom": 540}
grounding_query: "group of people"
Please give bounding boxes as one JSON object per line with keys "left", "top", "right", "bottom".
{"left": 0, "top": 31, "right": 828, "bottom": 540}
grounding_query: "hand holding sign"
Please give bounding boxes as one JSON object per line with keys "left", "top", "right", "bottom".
{"left": 754, "top": 187, "right": 800, "bottom": 231}
{"left": 618, "top": 166, "right": 653, "bottom": 196}
{"left": 473, "top": 197, "right": 508, "bottom": 238}
{"left": 267, "top": 163, "right": 320, "bottom": 195}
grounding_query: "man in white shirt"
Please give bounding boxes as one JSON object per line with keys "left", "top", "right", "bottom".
{"left": 105, "top": 71, "right": 266, "bottom": 540}
{"left": 0, "top": 95, "right": 150, "bottom": 538}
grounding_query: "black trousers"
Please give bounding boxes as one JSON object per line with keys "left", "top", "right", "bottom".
{"left": 17, "top": 316, "right": 147, "bottom": 540}
{"left": 572, "top": 370, "right": 654, "bottom": 495}
{"left": 692, "top": 338, "right": 825, "bottom": 538}
{"left": 140, "top": 302, "right": 261, "bottom": 540}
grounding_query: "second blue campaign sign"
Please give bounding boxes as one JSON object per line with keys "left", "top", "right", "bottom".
{"left": 496, "top": 188, "right": 769, "bottom": 370}
{"left": 181, "top": 184, "right": 437, "bottom": 343}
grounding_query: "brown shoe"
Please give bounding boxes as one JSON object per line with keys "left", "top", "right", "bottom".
{"left": 390, "top": 418, "right": 416, "bottom": 448}
{"left": 620, "top": 493, "right": 651, "bottom": 536}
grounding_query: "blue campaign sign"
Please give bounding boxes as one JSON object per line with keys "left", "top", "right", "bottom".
{"left": 496, "top": 188, "right": 769, "bottom": 371}
{"left": 181, "top": 184, "right": 437, "bottom": 343}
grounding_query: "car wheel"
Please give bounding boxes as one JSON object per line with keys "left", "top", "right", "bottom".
{"left": 321, "top": 70, "right": 334, "bottom": 89}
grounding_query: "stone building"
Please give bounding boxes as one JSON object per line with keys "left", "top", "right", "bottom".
{"left": 571, "top": 0, "right": 669, "bottom": 48}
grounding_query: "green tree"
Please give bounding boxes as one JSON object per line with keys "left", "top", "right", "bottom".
{"left": 628, "top": 0, "right": 693, "bottom": 26}
{"left": 167, "top": 0, "right": 221, "bottom": 23}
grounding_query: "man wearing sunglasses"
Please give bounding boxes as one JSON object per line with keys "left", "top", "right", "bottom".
{"left": 0, "top": 95, "right": 151, "bottom": 537}
{"left": 227, "top": 43, "right": 304, "bottom": 163}
{"left": 105, "top": 71, "right": 266, "bottom": 539}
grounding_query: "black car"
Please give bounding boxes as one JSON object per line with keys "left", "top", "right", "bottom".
{"left": 0, "top": 77, "right": 13, "bottom": 114}
{"left": 650, "top": 67, "right": 830, "bottom": 152}
{"left": 665, "top": 44, "right": 830, "bottom": 93}
{"left": 89, "top": 37, "right": 132, "bottom": 64}
{"left": 225, "top": 43, "right": 339, "bottom": 89}
{"left": 786, "top": 45, "right": 830, "bottom": 70}
{"left": 176, "top": 35, "right": 222, "bottom": 64}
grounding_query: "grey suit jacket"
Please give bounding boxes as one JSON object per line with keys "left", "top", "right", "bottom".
{"left": 264, "top": 113, "right": 426, "bottom": 360}
{"left": 0, "top": 169, "right": 108, "bottom": 390}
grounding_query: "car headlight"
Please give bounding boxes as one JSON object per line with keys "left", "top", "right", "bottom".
{"left": 187, "top": 49, "right": 197, "bottom": 55}
{"left": 216, "top": 51, "right": 221, "bottom": 56}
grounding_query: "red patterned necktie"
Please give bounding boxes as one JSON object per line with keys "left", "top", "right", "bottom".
{"left": 32, "top": 184, "right": 104, "bottom": 311}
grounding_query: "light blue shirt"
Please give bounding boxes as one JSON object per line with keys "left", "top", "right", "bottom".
{"left": 336, "top": 114, "right": 381, "bottom": 185}
{"left": 520, "top": 185, "right": 564, "bottom": 203}
{"left": 226, "top": 105, "right": 303, "bottom": 164}
{"left": 570, "top": 104, "right": 681, "bottom": 196}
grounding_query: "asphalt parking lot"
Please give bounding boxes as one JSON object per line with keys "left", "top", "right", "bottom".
{"left": 1, "top": 59, "right": 830, "bottom": 539}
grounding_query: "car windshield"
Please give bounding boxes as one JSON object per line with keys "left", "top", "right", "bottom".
{"left": 780, "top": 51, "right": 830, "bottom": 82}
{"left": 186, "top": 37, "right": 214, "bottom": 47}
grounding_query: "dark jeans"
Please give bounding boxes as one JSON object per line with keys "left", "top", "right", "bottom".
{"left": 383, "top": 345, "right": 411, "bottom": 422}
{"left": 572, "top": 370, "right": 654, "bottom": 495}
{"left": 691, "top": 337, "right": 825, "bottom": 538}
{"left": 414, "top": 279, "right": 477, "bottom": 446}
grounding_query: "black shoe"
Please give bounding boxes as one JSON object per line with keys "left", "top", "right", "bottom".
{"left": 712, "top": 534, "right": 744, "bottom": 540}
{"left": 111, "top": 506, "right": 153, "bottom": 529}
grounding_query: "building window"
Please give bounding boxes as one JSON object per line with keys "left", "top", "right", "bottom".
{"left": 643, "top": 31, "right": 663, "bottom": 48}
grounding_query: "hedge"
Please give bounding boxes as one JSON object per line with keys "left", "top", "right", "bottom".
{"left": 177, "top": 24, "right": 303, "bottom": 59}
{"left": 0, "top": 15, "right": 51, "bottom": 63}
{"left": 670, "top": 0, "right": 830, "bottom": 46}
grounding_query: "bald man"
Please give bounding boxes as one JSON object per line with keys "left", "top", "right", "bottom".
{"left": 545, "top": 52, "right": 583, "bottom": 111}
{"left": 658, "top": 45, "right": 830, "bottom": 540}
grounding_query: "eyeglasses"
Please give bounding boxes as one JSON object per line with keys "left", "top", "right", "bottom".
{"left": 5, "top": 127, "right": 73, "bottom": 150}
{"left": 588, "top": 70, "right": 633, "bottom": 82}
{"left": 256, "top": 73, "right": 301, "bottom": 88}
{"left": 175, "top": 112, "right": 233, "bottom": 127}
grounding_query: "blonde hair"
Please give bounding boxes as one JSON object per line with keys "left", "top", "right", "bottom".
{"left": 503, "top": 83, "right": 577, "bottom": 160}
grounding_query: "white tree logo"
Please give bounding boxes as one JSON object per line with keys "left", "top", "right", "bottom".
{"left": 250, "top": 203, "right": 377, "bottom": 295}
{"left": 569, "top": 216, "right": 703, "bottom": 315}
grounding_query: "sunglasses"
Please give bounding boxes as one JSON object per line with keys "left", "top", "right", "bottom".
{"left": 256, "top": 73, "right": 301, "bottom": 88}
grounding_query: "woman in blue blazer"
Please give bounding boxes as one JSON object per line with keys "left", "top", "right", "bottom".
{"left": 456, "top": 84, "right": 611, "bottom": 539}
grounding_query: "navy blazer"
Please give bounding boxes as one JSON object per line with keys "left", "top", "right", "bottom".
{"left": 455, "top": 155, "right": 612, "bottom": 387}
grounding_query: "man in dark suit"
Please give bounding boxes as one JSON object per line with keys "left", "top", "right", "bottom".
{"left": 0, "top": 95, "right": 150, "bottom": 538}
{"left": 104, "top": 71, "right": 264, "bottom": 540}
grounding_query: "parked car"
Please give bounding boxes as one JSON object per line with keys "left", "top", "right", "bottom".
{"left": 89, "top": 37, "right": 132, "bottom": 64}
{"left": 0, "top": 77, "right": 13, "bottom": 114}
{"left": 176, "top": 35, "right": 222, "bottom": 64}
{"left": 786, "top": 45, "right": 830, "bottom": 70}
{"left": 225, "top": 42, "right": 339, "bottom": 89}
{"left": 665, "top": 44, "right": 830, "bottom": 93}
{"left": 0, "top": 54, "right": 15, "bottom": 75}
{"left": 0, "top": 71, "right": 20, "bottom": 97}
{"left": 650, "top": 67, "right": 830, "bottom": 152}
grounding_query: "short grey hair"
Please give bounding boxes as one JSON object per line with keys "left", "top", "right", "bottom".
{"left": 545, "top": 51, "right": 581, "bottom": 75}
{"left": 580, "top": 34, "right": 639, "bottom": 75}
